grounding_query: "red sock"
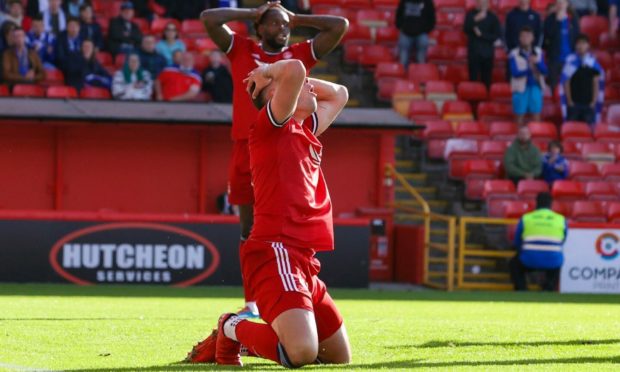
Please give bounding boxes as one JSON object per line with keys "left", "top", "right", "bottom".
{"left": 235, "top": 320, "right": 280, "bottom": 363}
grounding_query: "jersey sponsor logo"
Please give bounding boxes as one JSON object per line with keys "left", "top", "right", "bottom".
{"left": 309, "top": 144, "right": 322, "bottom": 165}
{"left": 596, "top": 233, "right": 619, "bottom": 261}
{"left": 49, "top": 223, "right": 220, "bottom": 286}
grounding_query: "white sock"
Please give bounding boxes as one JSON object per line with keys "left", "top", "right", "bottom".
{"left": 223, "top": 315, "right": 242, "bottom": 341}
{"left": 245, "top": 301, "right": 259, "bottom": 314}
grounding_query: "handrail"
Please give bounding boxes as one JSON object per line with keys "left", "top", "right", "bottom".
{"left": 385, "top": 163, "right": 430, "bottom": 216}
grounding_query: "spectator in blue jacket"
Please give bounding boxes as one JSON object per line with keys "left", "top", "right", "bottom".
{"left": 27, "top": 15, "right": 56, "bottom": 68}
{"left": 543, "top": 0, "right": 579, "bottom": 89}
{"left": 139, "top": 34, "right": 166, "bottom": 78}
{"left": 505, "top": 0, "right": 542, "bottom": 51}
{"left": 542, "top": 141, "right": 569, "bottom": 185}
{"left": 78, "top": 4, "right": 103, "bottom": 50}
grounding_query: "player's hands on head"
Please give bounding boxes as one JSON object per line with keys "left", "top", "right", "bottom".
{"left": 256, "top": 1, "right": 280, "bottom": 21}
{"left": 244, "top": 62, "right": 272, "bottom": 99}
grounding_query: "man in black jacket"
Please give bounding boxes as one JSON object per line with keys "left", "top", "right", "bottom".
{"left": 78, "top": 4, "right": 103, "bottom": 50}
{"left": 395, "top": 0, "right": 435, "bottom": 67}
{"left": 55, "top": 17, "right": 82, "bottom": 78}
{"left": 464, "top": 0, "right": 501, "bottom": 88}
{"left": 107, "top": 1, "right": 142, "bottom": 57}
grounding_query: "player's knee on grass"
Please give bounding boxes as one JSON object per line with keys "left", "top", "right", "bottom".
{"left": 272, "top": 309, "right": 319, "bottom": 367}
{"left": 282, "top": 338, "right": 319, "bottom": 367}
{"left": 318, "top": 325, "right": 352, "bottom": 364}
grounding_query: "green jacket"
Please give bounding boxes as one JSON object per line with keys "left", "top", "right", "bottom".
{"left": 504, "top": 140, "right": 542, "bottom": 178}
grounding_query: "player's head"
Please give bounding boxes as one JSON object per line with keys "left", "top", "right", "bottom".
{"left": 519, "top": 26, "right": 534, "bottom": 48}
{"left": 249, "top": 78, "right": 318, "bottom": 118}
{"left": 255, "top": 7, "right": 290, "bottom": 50}
{"left": 536, "top": 192, "right": 552, "bottom": 209}
{"left": 575, "top": 34, "right": 590, "bottom": 55}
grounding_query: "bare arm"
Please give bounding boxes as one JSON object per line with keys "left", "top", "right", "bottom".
{"left": 200, "top": 4, "right": 270, "bottom": 52}
{"left": 246, "top": 59, "right": 306, "bottom": 124}
{"left": 591, "top": 75, "right": 599, "bottom": 107}
{"left": 308, "top": 78, "right": 348, "bottom": 136}
{"left": 564, "top": 80, "right": 573, "bottom": 106}
{"left": 290, "top": 14, "right": 348, "bottom": 59}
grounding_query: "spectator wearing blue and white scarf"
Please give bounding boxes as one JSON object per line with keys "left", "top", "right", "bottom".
{"left": 559, "top": 34, "right": 605, "bottom": 125}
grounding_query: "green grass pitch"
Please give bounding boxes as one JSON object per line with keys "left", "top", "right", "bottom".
{"left": 0, "top": 284, "right": 619, "bottom": 371}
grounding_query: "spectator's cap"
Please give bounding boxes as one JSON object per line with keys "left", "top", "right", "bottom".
{"left": 121, "top": 1, "right": 134, "bottom": 10}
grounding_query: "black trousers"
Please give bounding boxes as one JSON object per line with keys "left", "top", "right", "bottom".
{"left": 468, "top": 53, "right": 493, "bottom": 88}
{"left": 509, "top": 255, "right": 560, "bottom": 291}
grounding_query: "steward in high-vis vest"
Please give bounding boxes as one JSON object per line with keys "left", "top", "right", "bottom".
{"left": 509, "top": 192, "right": 567, "bottom": 291}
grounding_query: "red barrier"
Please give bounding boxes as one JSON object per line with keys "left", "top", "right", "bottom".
{"left": 393, "top": 224, "right": 425, "bottom": 284}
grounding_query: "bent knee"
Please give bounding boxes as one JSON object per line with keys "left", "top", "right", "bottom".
{"left": 320, "top": 349, "right": 352, "bottom": 364}
{"left": 285, "top": 343, "right": 318, "bottom": 367}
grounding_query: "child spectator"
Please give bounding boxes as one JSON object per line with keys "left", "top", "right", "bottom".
{"left": 543, "top": 0, "right": 579, "bottom": 89}
{"left": 542, "top": 141, "right": 569, "bottom": 185}
{"left": 155, "top": 51, "right": 201, "bottom": 101}
{"left": 2, "top": 27, "right": 45, "bottom": 85}
{"left": 27, "top": 15, "right": 55, "bottom": 68}
{"left": 78, "top": 4, "right": 102, "bottom": 50}
{"left": 42, "top": 0, "right": 66, "bottom": 35}
{"left": 509, "top": 26, "right": 548, "bottom": 126}
{"left": 66, "top": 38, "right": 111, "bottom": 91}
{"left": 560, "top": 34, "right": 605, "bottom": 125}
{"left": 139, "top": 34, "right": 166, "bottom": 78}
{"left": 107, "top": 1, "right": 142, "bottom": 56}
{"left": 156, "top": 21, "right": 186, "bottom": 65}
{"left": 112, "top": 52, "right": 152, "bottom": 100}
{"left": 202, "top": 50, "right": 232, "bottom": 103}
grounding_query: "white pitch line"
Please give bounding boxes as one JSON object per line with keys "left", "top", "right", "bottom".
{"left": 0, "top": 362, "right": 56, "bottom": 372}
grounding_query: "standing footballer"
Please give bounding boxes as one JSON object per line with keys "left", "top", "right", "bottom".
{"left": 198, "top": 1, "right": 347, "bottom": 319}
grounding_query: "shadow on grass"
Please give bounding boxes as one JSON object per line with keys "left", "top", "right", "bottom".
{"left": 389, "top": 338, "right": 620, "bottom": 349}
{"left": 66, "top": 356, "right": 620, "bottom": 371}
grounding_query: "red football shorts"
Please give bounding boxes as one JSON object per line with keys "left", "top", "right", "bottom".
{"left": 241, "top": 239, "right": 343, "bottom": 342}
{"left": 228, "top": 140, "right": 254, "bottom": 205}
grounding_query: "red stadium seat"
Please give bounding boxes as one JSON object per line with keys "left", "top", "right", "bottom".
{"left": 41, "top": 68, "right": 64, "bottom": 86}
{"left": 376, "top": 27, "right": 399, "bottom": 44}
{"left": 426, "top": 80, "right": 457, "bottom": 102}
{"left": 561, "top": 121, "right": 593, "bottom": 142}
{"left": 479, "top": 140, "right": 508, "bottom": 160}
{"left": 579, "top": 16, "right": 609, "bottom": 47}
{"left": 377, "top": 78, "right": 398, "bottom": 101}
{"left": 527, "top": 121, "right": 558, "bottom": 141}
{"left": 464, "top": 159, "right": 498, "bottom": 199}
{"left": 408, "top": 100, "right": 440, "bottom": 121}
{"left": 569, "top": 161, "right": 601, "bottom": 181}
{"left": 483, "top": 179, "right": 517, "bottom": 217}
{"left": 608, "top": 202, "right": 620, "bottom": 223}
{"left": 572, "top": 201, "right": 607, "bottom": 222}
{"left": 0, "top": 84, "right": 8, "bottom": 96}
{"left": 427, "top": 45, "right": 457, "bottom": 65}
{"left": 444, "top": 65, "right": 469, "bottom": 85}
{"left": 457, "top": 81, "right": 488, "bottom": 102}
{"left": 151, "top": 18, "right": 181, "bottom": 35}
{"left": 80, "top": 86, "right": 111, "bottom": 100}
{"left": 133, "top": 18, "right": 150, "bottom": 34}
{"left": 115, "top": 53, "right": 127, "bottom": 68}
{"left": 489, "top": 83, "right": 512, "bottom": 103}
{"left": 585, "top": 181, "right": 618, "bottom": 201}
{"left": 373, "top": 0, "right": 399, "bottom": 7}
{"left": 424, "top": 120, "right": 454, "bottom": 139}
{"left": 443, "top": 100, "right": 473, "bottom": 120}
{"left": 181, "top": 19, "right": 205, "bottom": 36}
{"left": 193, "top": 53, "right": 210, "bottom": 71}
{"left": 517, "top": 179, "right": 549, "bottom": 200}
{"left": 581, "top": 142, "right": 615, "bottom": 163}
{"left": 343, "top": 23, "right": 372, "bottom": 42}
{"left": 438, "top": 30, "right": 467, "bottom": 47}
{"left": 12, "top": 84, "right": 45, "bottom": 97}
{"left": 226, "top": 21, "right": 249, "bottom": 36}
{"left": 341, "top": 0, "right": 372, "bottom": 8}
{"left": 359, "top": 45, "right": 394, "bottom": 67}
{"left": 599, "top": 32, "right": 620, "bottom": 52}
{"left": 392, "top": 79, "right": 423, "bottom": 116}
{"left": 562, "top": 141, "right": 582, "bottom": 160}
{"left": 47, "top": 85, "right": 78, "bottom": 99}
{"left": 552, "top": 180, "right": 586, "bottom": 200}
{"left": 489, "top": 121, "right": 517, "bottom": 140}
{"left": 455, "top": 121, "right": 489, "bottom": 139}
{"left": 375, "top": 62, "right": 405, "bottom": 80}
{"left": 594, "top": 124, "right": 620, "bottom": 144}
{"left": 593, "top": 50, "right": 612, "bottom": 71}
{"left": 356, "top": 9, "right": 390, "bottom": 24}
{"left": 193, "top": 38, "right": 218, "bottom": 53}
{"left": 541, "top": 103, "right": 562, "bottom": 123}
{"left": 503, "top": 200, "right": 535, "bottom": 218}
{"left": 498, "top": 0, "right": 520, "bottom": 13}
{"left": 434, "top": 0, "right": 466, "bottom": 12}
{"left": 96, "top": 51, "right": 113, "bottom": 66}
{"left": 601, "top": 163, "right": 620, "bottom": 182}
{"left": 343, "top": 42, "right": 365, "bottom": 64}
{"left": 446, "top": 139, "right": 480, "bottom": 178}
{"left": 552, "top": 200, "right": 574, "bottom": 217}
{"left": 408, "top": 64, "right": 440, "bottom": 85}
{"left": 477, "top": 102, "right": 513, "bottom": 122}
{"left": 532, "top": 0, "right": 554, "bottom": 11}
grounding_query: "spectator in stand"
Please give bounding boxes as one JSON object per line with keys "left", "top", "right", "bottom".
{"left": 112, "top": 52, "right": 152, "bottom": 100}
{"left": 542, "top": 141, "right": 569, "bottom": 185}
{"left": 504, "top": 126, "right": 543, "bottom": 184}
{"left": 55, "top": 17, "right": 82, "bottom": 87}
{"left": 26, "top": 0, "right": 49, "bottom": 18}
{"left": 2, "top": 27, "right": 45, "bottom": 85}
{"left": 610, "top": 0, "right": 618, "bottom": 35}
{"left": 395, "top": 0, "right": 436, "bottom": 66}
{"left": 156, "top": 21, "right": 186, "bottom": 65}
{"left": 63, "top": 0, "right": 89, "bottom": 18}
{"left": 509, "top": 26, "right": 548, "bottom": 126}
{"left": 560, "top": 34, "right": 605, "bottom": 125}
{"left": 129, "top": 0, "right": 152, "bottom": 20}
{"left": 0, "top": 19, "right": 15, "bottom": 53}
{"left": 0, "top": 1, "right": 29, "bottom": 31}
{"left": 27, "top": 15, "right": 56, "bottom": 68}
{"left": 570, "top": 0, "right": 597, "bottom": 16}
{"left": 78, "top": 4, "right": 102, "bottom": 50}
{"left": 543, "top": 0, "right": 579, "bottom": 89}
{"left": 202, "top": 50, "right": 232, "bottom": 103}
{"left": 464, "top": 0, "right": 501, "bottom": 88}
{"left": 165, "top": 0, "right": 211, "bottom": 20}
{"left": 510, "top": 192, "right": 567, "bottom": 291}
{"left": 42, "top": 0, "right": 66, "bottom": 35}
{"left": 505, "top": 0, "right": 542, "bottom": 52}
{"left": 66, "top": 38, "right": 110, "bottom": 90}
{"left": 139, "top": 34, "right": 166, "bottom": 78}
{"left": 155, "top": 51, "right": 202, "bottom": 101}
{"left": 107, "top": 1, "right": 142, "bottom": 57}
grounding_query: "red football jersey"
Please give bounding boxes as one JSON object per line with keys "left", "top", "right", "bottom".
{"left": 158, "top": 66, "right": 202, "bottom": 101}
{"left": 249, "top": 103, "right": 333, "bottom": 251}
{"left": 226, "top": 34, "right": 317, "bottom": 140}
